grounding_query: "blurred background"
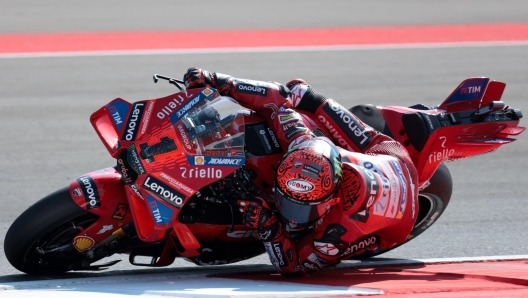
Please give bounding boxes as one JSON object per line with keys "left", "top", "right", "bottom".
{"left": 1, "top": 0, "right": 527, "bottom": 278}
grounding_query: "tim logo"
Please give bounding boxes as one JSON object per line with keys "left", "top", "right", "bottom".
{"left": 460, "top": 86, "right": 481, "bottom": 94}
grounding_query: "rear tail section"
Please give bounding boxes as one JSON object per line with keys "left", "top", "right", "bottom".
{"left": 438, "top": 78, "right": 490, "bottom": 112}
{"left": 437, "top": 77, "right": 508, "bottom": 113}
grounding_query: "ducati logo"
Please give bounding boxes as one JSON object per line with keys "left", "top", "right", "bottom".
{"left": 72, "top": 188, "right": 82, "bottom": 197}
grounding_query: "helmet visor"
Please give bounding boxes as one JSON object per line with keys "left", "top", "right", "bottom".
{"left": 275, "top": 189, "right": 332, "bottom": 227}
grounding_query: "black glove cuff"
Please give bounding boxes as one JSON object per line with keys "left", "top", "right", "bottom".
{"left": 258, "top": 221, "right": 280, "bottom": 242}
{"left": 213, "top": 72, "right": 231, "bottom": 87}
{"left": 296, "top": 87, "right": 328, "bottom": 114}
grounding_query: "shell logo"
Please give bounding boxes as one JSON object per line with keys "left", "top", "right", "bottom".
{"left": 73, "top": 236, "right": 95, "bottom": 252}
{"left": 203, "top": 89, "right": 212, "bottom": 95}
{"left": 195, "top": 156, "right": 205, "bottom": 165}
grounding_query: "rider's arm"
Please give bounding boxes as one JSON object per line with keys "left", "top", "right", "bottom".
{"left": 287, "top": 82, "right": 381, "bottom": 153}
{"left": 211, "top": 72, "right": 317, "bottom": 149}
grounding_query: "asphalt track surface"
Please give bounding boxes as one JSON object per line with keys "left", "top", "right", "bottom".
{"left": 1, "top": 0, "right": 528, "bottom": 283}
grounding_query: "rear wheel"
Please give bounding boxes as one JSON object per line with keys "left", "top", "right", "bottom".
{"left": 349, "top": 163, "right": 453, "bottom": 259}
{"left": 4, "top": 187, "right": 100, "bottom": 274}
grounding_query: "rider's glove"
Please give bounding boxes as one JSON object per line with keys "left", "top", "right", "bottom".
{"left": 285, "top": 78, "right": 308, "bottom": 89}
{"left": 183, "top": 67, "right": 214, "bottom": 89}
{"left": 238, "top": 197, "right": 282, "bottom": 242}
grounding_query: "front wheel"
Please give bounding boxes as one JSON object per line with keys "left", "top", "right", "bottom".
{"left": 349, "top": 163, "right": 453, "bottom": 259}
{"left": 4, "top": 187, "right": 100, "bottom": 274}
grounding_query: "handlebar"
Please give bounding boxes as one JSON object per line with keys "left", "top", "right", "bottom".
{"left": 153, "top": 74, "right": 185, "bottom": 91}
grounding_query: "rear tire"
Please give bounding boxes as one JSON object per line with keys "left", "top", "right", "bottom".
{"left": 4, "top": 187, "right": 99, "bottom": 274}
{"left": 349, "top": 163, "right": 453, "bottom": 259}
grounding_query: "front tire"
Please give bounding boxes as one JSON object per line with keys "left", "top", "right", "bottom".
{"left": 4, "top": 187, "right": 99, "bottom": 274}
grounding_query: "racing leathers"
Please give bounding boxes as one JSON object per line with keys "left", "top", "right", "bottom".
{"left": 183, "top": 68, "right": 419, "bottom": 276}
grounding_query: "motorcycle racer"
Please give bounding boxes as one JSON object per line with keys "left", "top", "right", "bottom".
{"left": 183, "top": 68, "right": 419, "bottom": 276}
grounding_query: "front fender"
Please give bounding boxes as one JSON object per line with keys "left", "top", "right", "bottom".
{"left": 68, "top": 167, "right": 132, "bottom": 245}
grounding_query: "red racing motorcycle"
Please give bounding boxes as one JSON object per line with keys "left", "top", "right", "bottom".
{"left": 4, "top": 74, "right": 524, "bottom": 274}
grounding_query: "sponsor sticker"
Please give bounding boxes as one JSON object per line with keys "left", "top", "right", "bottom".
{"left": 97, "top": 225, "right": 114, "bottom": 235}
{"left": 156, "top": 93, "right": 189, "bottom": 120}
{"left": 177, "top": 124, "right": 193, "bottom": 150}
{"left": 267, "top": 127, "right": 281, "bottom": 148}
{"left": 195, "top": 156, "right": 205, "bottom": 165}
{"left": 76, "top": 176, "right": 100, "bottom": 209}
{"left": 130, "top": 184, "right": 144, "bottom": 200}
{"left": 321, "top": 100, "right": 371, "bottom": 150}
{"left": 285, "top": 127, "right": 308, "bottom": 140}
{"left": 314, "top": 242, "right": 340, "bottom": 256}
{"left": 179, "top": 167, "right": 223, "bottom": 179}
{"left": 357, "top": 166, "right": 379, "bottom": 209}
{"left": 142, "top": 175, "right": 186, "bottom": 208}
{"left": 73, "top": 236, "right": 95, "bottom": 252}
{"left": 127, "top": 144, "right": 146, "bottom": 175}
{"left": 290, "top": 84, "right": 308, "bottom": 107}
{"left": 390, "top": 160, "right": 408, "bottom": 219}
{"left": 286, "top": 179, "right": 315, "bottom": 193}
{"left": 291, "top": 158, "right": 322, "bottom": 180}
{"left": 169, "top": 94, "right": 205, "bottom": 124}
{"left": 158, "top": 173, "right": 193, "bottom": 195}
{"left": 444, "top": 78, "right": 489, "bottom": 103}
{"left": 187, "top": 156, "right": 245, "bottom": 167}
{"left": 122, "top": 101, "right": 146, "bottom": 141}
{"left": 72, "top": 188, "right": 82, "bottom": 197}
{"left": 282, "top": 121, "right": 300, "bottom": 132}
{"left": 343, "top": 234, "right": 380, "bottom": 256}
{"left": 107, "top": 100, "right": 130, "bottom": 131}
{"left": 227, "top": 230, "right": 259, "bottom": 238}
{"left": 271, "top": 242, "right": 288, "bottom": 267}
{"left": 236, "top": 83, "right": 268, "bottom": 96}
{"left": 112, "top": 203, "right": 129, "bottom": 220}
{"left": 373, "top": 177, "right": 391, "bottom": 216}
{"left": 116, "top": 156, "right": 137, "bottom": 184}
{"left": 278, "top": 113, "right": 299, "bottom": 124}
{"left": 146, "top": 194, "right": 173, "bottom": 225}
{"left": 140, "top": 101, "right": 154, "bottom": 135}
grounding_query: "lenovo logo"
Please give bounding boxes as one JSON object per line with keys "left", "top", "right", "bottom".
{"left": 122, "top": 102, "right": 145, "bottom": 141}
{"left": 237, "top": 83, "right": 268, "bottom": 96}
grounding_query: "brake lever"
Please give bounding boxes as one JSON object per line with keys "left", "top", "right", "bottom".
{"left": 153, "top": 74, "right": 185, "bottom": 91}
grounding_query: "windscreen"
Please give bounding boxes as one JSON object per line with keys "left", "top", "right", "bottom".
{"left": 178, "top": 95, "right": 247, "bottom": 164}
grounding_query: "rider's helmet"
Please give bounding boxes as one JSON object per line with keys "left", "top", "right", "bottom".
{"left": 275, "top": 137, "right": 342, "bottom": 231}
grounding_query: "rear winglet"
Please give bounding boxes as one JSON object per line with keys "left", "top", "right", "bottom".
{"left": 437, "top": 78, "right": 489, "bottom": 112}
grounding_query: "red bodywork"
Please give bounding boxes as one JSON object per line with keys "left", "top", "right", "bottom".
{"left": 66, "top": 78, "right": 524, "bottom": 264}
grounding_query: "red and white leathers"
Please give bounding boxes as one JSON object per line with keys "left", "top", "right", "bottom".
{"left": 210, "top": 72, "right": 419, "bottom": 276}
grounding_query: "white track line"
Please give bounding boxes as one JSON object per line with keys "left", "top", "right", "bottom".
{"left": 1, "top": 41, "right": 528, "bottom": 59}
{"left": 338, "top": 254, "right": 528, "bottom": 269}
{"left": 1, "top": 255, "right": 527, "bottom": 297}
{"left": 0, "top": 273, "right": 382, "bottom": 297}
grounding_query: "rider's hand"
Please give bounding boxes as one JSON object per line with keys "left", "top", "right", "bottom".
{"left": 285, "top": 78, "right": 308, "bottom": 89}
{"left": 183, "top": 67, "right": 214, "bottom": 89}
{"left": 238, "top": 197, "right": 281, "bottom": 242}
